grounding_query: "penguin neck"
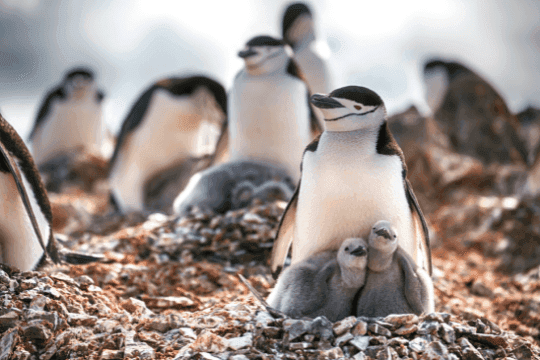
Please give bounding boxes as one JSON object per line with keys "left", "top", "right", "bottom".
{"left": 338, "top": 262, "right": 366, "bottom": 289}
{"left": 287, "top": 15, "right": 316, "bottom": 52}
{"left": 367, "top": 247, "right": 395, "bottom": 272}
{"left": 245, "top": 52, "right": 290, "bottom": 77}
{"left": 322, "top": 127, "right": 380, "bottom": 157}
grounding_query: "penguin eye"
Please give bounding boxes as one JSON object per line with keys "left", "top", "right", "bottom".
{"left": 345, "top": 247, "right": 349, "bottom": 251}
{"left": 354, "top": 105, "right": 362, "bottom": 110}
{"left": 393, "top": 235, "right": 396, "bottom": 238}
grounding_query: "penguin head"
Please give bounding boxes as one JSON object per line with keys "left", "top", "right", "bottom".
{"left": 338, "top": 237, "right": 368, "bottom": 270}
{"left": 311, "top": 86, "right": 386, "bottom": 132}
{"left": 63, "top": 67, "right": 96, "bottom": 99}
{"left": 423, "top": 60, "right": 450, "bottom": 113}
{"left": 239, "top": 36, "right": 290, "bottom": 75}
{"left": 368, "top": 220, "right": 398, "bottom": 254}
{"left": 282, "top": 2, "right": 314, "bottom": 49}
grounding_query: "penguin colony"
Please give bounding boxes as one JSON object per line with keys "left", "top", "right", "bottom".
{"left": 10, "top": 1, "right": 525, "bottom": 320}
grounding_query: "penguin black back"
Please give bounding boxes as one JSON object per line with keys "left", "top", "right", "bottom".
{"left": 109, "top": 75, "right": 227, "bottom": 171}
{"left": 282, "top": 2, "right": 312, "bottom": 48}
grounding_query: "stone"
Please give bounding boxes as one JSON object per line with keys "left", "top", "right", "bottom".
{"left": 350, "top": 336, "right": 371, "bottom": 351}
{"left": 101, "top": 349, "right": 124, "bottom": 359}
{"left": 289, "top": 342, "right": 311, "bottom": 350}
{"left": 422, "top": 341, "right": 449, "bottom": 360}
{"left": 22, "top": 321, "right": 52, "bottom": 341}
{"left": 468, "top": 333, "right": 508, "bottom": 348}
{"left": 512, "top": 344, "right": 534, "bottom": 360}
{"left": 459, "top": 338, "right": 485, "bottom": 360}
{"left": 409, "top": 337, "right": 428, "bottom": 352}
{"left": 333, "top": 316, "right": 357, "bottom": 336}
{"left": 309, "top": 316, "right": 334, "bottom": 341}
{"left": 190, "top": 331, "right": 228, "bottom": 353}
{"left": 352, "top": 320, "right": 368, "bottom": 336}
{"left": 0, "top": 328, "right": 18, "bottom": 360}
{"left": 283, "top": 319, "right": 310, "bottom": 341}
{"left": 229, "top": 355, "right": 249, "bottom": 360}
{"left": 354, "top": 351, "right": 367, "bottom": 360}
{"left": 384, "top": 314, "right": 419, "bottom": 328}
{"left": 376, "top": 347, "right": 397, "bottom": 360}
{"left": 369, "top": 323, "right": 392, "bottom": 337}
{"left": 395, "top": 324, "right": 418, "bottom": 336}
{"left": 67, "top": 312, "right": 98, "bottom": 326}
{"left": 319, "top": 347, "right": 344, "bottom": 359}
{"left": 143, "top": 296, "right": 195, "bottom": 308}
{"left": 0, "top": 311, "right": 19, "bottom": 331}
{"left": 335, "top": 332, "right": 353, "bottom": 347}
{"left": 439, "top": 323, "right": 456, "bottom": 343}
{"left": 227, "top": 334, "right": 252, "bottom": 350}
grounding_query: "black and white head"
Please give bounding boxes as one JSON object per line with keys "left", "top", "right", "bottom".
{"left": 238, "top": 36, "right": 291, "bottom": 75}
{"left": 369, "top": 220, "right": 398, "bottom": 254}
{"left": 310, "top": 86, "right": 386, "bottom": 132}
{"left": 338, "top": 237, "right": 368, "bottom": 270}
{"left": 63, "top": 67, "right": 97, "bottom": 100}
{"left": 282, "top": 2, "right": 315, "bottom": 49}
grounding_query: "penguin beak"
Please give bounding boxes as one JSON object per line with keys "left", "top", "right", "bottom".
{"left": 375, "top": 228, "right": 392, "bottom": 240}
{"left": 350, "top": 245, "right": 367, "bottom": 257}
{"left": 310, "top": 94, "right": 345, "bottom": 109}
{"left": 238, "top": 48, "right": 257, "bottom": 58}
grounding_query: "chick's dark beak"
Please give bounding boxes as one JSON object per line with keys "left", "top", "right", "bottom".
{"left": 350, "top": 245, "right": 367, "bottom": 257}
{"left": 238, "top": 48, "right": 257, "bottom": 58}
{"left": 310, "top": 94, "right": 345, "bottom": 109}
{"left": 375, "top": 228, "right": 392, "bottom": 240}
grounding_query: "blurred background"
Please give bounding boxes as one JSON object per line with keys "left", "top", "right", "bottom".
{"left": 1, "top": 0, "right": 539, "bottom": 140}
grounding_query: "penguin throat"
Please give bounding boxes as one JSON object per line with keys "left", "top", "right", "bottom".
{"left": 286, "top": 15, "right": 316, "bottom": 50}
{"left": 339, "top": 263, "right": 366, "bottom": 288}
{"left": 245, "top": 51, "right": 289, "bottom": 76}
{"left": 367, "top": 247, "right": 395, "bottom": 272}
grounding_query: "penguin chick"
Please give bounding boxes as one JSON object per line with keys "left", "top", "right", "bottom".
{"left": 267, "top": 237, "right": 368, "bottom": 322}
{"left": 355, "top": 220, "right": 434, "bottom": 318}
{"left": 231, "top": 180, "right": 294, "bottom": 209}
{"left": 173, "top": 160, "right": 293, "bottom": 216}
{"left": 30, "top": 67, "right": 106, "bottom": 167}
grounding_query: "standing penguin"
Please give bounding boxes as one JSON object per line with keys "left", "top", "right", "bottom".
{"left": 423, "top": 59, "right": 527, "bottom": 165}
{"left": 282, "top": 2, "right": 332, "bottom": 125}
{"left": 355, "top": 221, "right": 434, "bottom": 317}
{"left": 226, "top": 35, "right": 320, "bottom": 182}
{"left": 270, "top": 86, "right": 432, "bottom": 278}
{"left": 108, "top": 76, "right": 227, "bottom": 213}
{"left": 29, "top": 67, "right": 106, "bottom": 167}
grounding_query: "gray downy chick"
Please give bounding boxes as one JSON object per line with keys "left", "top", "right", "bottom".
{"left": 355, "top": 220, "right": 434, "bottom": 317}
{"left": 267, "top": 237, "right": 368, "bottom": 322}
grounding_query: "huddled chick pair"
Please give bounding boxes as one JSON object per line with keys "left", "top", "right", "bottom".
{"left": 268, "top": 221, "right": 434, "bottom": 322}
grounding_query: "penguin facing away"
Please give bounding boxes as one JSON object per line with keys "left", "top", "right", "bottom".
{"left": 423, "top": 59, "right": 527, "bottom": 165}
{"left": 108, "top": 76, "right": 227, "bottom": 213}
{"left": 270, "top": 86, "right": 432, "bottom": 278}
{"left": 282, "top": 2, "right": 333, "bottom": 125}
{"left": 355, "top": 221, "right": 434, "bottom": 317}
{"left": 29, "top": 67, "right": 106, "bottom": 167}
{"left": 219, "top": 35, "right": 321, "bottom": 183}
{"left": 267, "top": 237, "right": 368, "bottom": 322}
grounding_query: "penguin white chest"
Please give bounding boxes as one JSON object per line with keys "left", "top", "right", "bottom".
{"left": 293, "top": 140, "right": 415, "bottom": 265}
{"left": 229, "top": 74, "right": 311, "bottom": 181}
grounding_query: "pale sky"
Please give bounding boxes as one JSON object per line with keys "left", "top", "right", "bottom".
{"left": 1, "top": 0, "right": 539, "bottom": 139}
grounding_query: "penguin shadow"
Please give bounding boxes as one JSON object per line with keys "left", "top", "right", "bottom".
{"left": 245, "top": 220, "right": 433, "bottom": 322}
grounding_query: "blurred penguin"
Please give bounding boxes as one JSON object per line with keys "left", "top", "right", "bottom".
{"left": 109, "top": 76, "right": 227, "bottom": 213}
{"left": 282, "top": 2, "right": 333, "bottom": 125}
{"left": 423, "top": 59, "right": 527, "bottom": 165}
{"left": 225, "top": 35, "right": 320, "bottom": 182}
{"left": 29, "top": 67, "right": 106, "bottom": 167}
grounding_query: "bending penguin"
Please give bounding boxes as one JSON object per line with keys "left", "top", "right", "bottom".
{"left": 173, "top": 35, "right": 319, "bottom": 215}
{"left": 423, "top": 59, "right": 527, "bottom": 165}
{"left": 29, "top": 67, "right": 106, "bottom": 167}
{"left": 108, "top": 76, "right": 227, "bottom": 213}
{"left": 267, "top": 237, "right": 368, "bottom": 322}
{"left": 282, "top": 2, "right": 332, "bottom": 125}
{"left": 355, "top": 221, "right": 434, "bottom": 317}
{"left": 0, "top": 114, "right": 100, "bottom": 271}
{"left": 270, "top": 86, "right": 432, "bottom": 278}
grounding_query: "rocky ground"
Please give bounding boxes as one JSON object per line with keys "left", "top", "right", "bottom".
{"left": 2, "top": 104, "right": 540, "bottom": 359}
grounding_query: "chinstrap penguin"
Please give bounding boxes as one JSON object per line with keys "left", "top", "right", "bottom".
{"left": 0, "top": 114, "right": 100, "bottom": 271}
{"left": 222, "top": 35, "right": 321, "bottom": 182}
{"left": 29, "top": 67, "right": 106, "bottom": 167}
{"left": 108, "top": 76, "right": 227, "bottom": 213}
{"left": 267, "top": 237, "right": 368, "bottom": 322}
{"left": 282, "top": 2, "right": 332, "bottom": 125}
{"left": 355, "top": 221, "right": 434, "bottom": 317}
{"left": 423, "top": 59, "right": 527, "bottom": 165}
{"left": 270, "top": 86, "right": 432, "bottom": 279}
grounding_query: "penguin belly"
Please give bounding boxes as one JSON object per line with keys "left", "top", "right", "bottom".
{"left": 32, "top": 97, "right": 103, "bottom": 165}
{"left": 228, "top": 74, "right": 311, "bottom": 181}
{"left": 293, "top": 138, "right": 416, "bottom": 266}
{"left": 0, "top": 171, "right": 50, "bottom": 271}
{"left": 109, "top": 90, "right": 200, "bottom": 212}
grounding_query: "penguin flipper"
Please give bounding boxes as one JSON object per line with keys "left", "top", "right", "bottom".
{"left": 0, "top": 140, "right": 49, "bottom": 257}
{"left": 405, "top": 178, "right": 432, "bottom": 275}
{"left": 60, "top": 250, "right": 105, "bottom": 265}
{"left": 270, "top": 180, "right": 300, "bottom": 279}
